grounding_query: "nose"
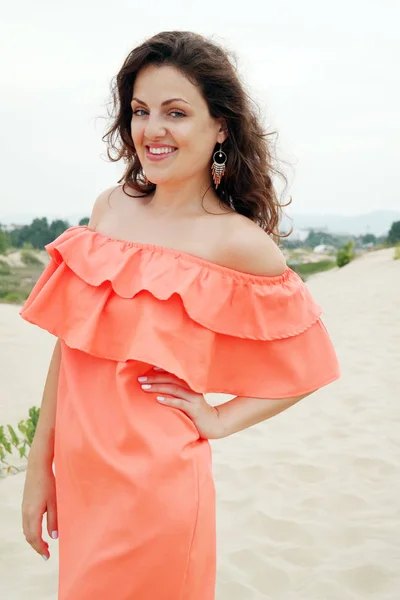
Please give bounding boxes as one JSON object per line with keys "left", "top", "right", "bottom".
{"left": 144, "top": 114, "right": 167, "bottom": 140}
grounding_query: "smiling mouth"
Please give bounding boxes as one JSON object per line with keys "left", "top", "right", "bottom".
{"left": 146, "top": 146, "right": 177, "bottom": 155}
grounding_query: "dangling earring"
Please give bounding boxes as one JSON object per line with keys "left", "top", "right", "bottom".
{"left": 211, "top": 143, "right": 227, "bottom": 189}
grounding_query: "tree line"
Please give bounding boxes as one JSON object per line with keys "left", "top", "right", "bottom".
{"left": 0, "top": 217, "right": 89, "bottom": 254}
{"left": 0, "top": 217, "right": 399, "bottom": 255}
{"left": 281, "top": 222, "right": 400, "bottom": 250}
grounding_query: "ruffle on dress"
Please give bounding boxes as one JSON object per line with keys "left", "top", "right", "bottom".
{"left": 19, "top": 226, "right": 340, "bottom": 398}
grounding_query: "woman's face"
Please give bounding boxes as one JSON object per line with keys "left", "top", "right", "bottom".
{"left": 130, "top": 65, "right": 226, "bottom": 186}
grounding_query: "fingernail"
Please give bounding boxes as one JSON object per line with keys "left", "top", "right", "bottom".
{"left": 51, "top": 530, "right": 58, "bottom": 539}
{"left": 42, "top": 554, "right": 49, "bottom": 561}
{"left": 157, "top": 396, "right": 165, "bottom": 402}
{"left": 141, "top": 384, "right": 152, "bottom": 390}
{"left": 153, "top": 367, "right": 164, "bottom": 371}
{"left": 138, "top": 377, "right": 147, "bottom": 382}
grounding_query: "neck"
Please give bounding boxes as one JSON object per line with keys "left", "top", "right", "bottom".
{"left": 146, "top": 173, "right": 218, "bottom": 215}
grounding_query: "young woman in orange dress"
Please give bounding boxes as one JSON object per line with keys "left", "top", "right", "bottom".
{"left": 19, "top": 31, "right": 340, "bottom": 600}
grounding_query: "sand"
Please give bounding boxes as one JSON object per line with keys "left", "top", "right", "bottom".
{"left": 1, "top": 247, "right": 399, "bottom": 599}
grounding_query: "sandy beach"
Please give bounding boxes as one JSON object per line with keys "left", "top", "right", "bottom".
{"left": 1, "top": 247, "right": 399, "bottom": 599}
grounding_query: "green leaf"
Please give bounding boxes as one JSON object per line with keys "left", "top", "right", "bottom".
{"left": 0, "top": 436, "right": 12, "bottom": 454}
{"left": 18, "top": 420, "right": 27, "bottom": 436}
{"left": 7, "top": 425, "right": 20, "bottom": 447}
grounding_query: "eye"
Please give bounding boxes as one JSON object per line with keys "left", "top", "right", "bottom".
{"left": 132, "top": 108, "right": 148, "bottom": 116}
{"left": 169, "top": 110, "right": 186, "bottom": 118}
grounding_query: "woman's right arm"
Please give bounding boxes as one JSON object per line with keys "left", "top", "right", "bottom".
{"left": 21, "top": 338, "right": 61, "bottom": 560}
{"left": 21, "top": 187, "right": 113, "bottom": 559}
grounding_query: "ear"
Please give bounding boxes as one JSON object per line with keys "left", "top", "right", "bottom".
{"left": 216, "top": 119, "right": 229, "bottom": 144}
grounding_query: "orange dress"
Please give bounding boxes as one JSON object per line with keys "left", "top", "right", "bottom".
{"left": 20, "top": 225, "right": 340, "bottom": 600}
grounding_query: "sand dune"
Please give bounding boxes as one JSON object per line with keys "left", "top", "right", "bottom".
{"left": 1, "top": 247, "right": 399, "bottom": 599}
{"left": 1, "top": 249, "right": 48, "bottom": 268}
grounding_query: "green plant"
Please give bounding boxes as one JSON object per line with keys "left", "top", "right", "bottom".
{"left": 0, "top": 228, "right": 8, "bottom": 254}
{"left": 387, "top": 221, "right": 400, "bottom": 245}
{"left": 1, "top": 290, "right": 29, "bottom": 303}
{"left": 0, "top": 260, "right": 44, "bottom": 305}
{"left": 0, "top": 258, "right": 11, "bottom": 275}
{"left": 288, "top": 259, "right": 336, "bottom": 281}
{"left": 394, "top": 244, "right": 400, "bottom": 260}
{"left": 21, "top": 241, "right": 34, "bottom": 250}
{"left": 20, "top": 250, "right": 43, "bottom": 266}
{"left": 336, "top": 240, "right": 355, "bottom": 268}
{"left": 0, "top": 406, "right": 40, "bottom": 476}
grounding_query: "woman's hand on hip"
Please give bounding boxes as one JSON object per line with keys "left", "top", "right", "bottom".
{"left": 138, "top": 368, "right": 223, "bottom": 439}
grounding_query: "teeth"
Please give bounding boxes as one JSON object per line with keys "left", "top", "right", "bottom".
{"left": 148, "top": 147, "right": 176, "bottom": 155}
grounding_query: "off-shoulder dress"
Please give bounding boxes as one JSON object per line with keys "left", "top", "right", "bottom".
{"left": 19, "top": 225, "right": 340, "bottom": 600}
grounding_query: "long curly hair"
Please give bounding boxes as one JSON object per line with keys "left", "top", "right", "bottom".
{"left": 102, "top": 31, "right": 292, "bottom": 242}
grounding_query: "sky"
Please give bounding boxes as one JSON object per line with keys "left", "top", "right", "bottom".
{"left": 1, "top": 0, "right": 399, "bottom": 222}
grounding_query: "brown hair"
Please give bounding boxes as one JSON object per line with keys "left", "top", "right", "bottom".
{"left": 102, "top": 31, "right": 292, "bottom": 242}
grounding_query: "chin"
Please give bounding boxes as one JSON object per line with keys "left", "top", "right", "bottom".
{"left": 145, "top": 172, "right": 176, "bottom": 185}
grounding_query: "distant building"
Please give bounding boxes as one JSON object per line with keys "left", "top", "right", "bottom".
{"left": 313, "top": 244, "right": 336, "bottom": 254}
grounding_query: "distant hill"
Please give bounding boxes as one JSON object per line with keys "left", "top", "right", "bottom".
{"left": 281, "top": 210, "right": 400, "bottom": 237}
{"left": 1, "top": 209, "right": 399, "bottom": 237}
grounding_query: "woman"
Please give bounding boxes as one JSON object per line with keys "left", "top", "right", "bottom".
{"left": 20, "top": 31, "right": 340, "bottom": 600}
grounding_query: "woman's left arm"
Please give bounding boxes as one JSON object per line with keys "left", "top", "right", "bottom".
{"left": 214, "top": 391, "right": 315, "bottom": 438}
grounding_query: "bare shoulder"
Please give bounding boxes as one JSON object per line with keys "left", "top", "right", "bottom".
{"left": 218, "top": 214, "right": 287, "bottom": 277}
{"left": 88, "top": 185, "right": 120, "bottom": 229}
{"left": 88, "top": 184, "right": 149, "bottom": 229}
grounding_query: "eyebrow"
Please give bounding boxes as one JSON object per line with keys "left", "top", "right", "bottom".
{"left": 131, "top": 97, "right": 191, "bottom": 107}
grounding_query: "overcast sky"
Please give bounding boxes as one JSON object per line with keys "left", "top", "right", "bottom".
{"left": 1, "top": 0, "right": 399, "bottom": 221}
